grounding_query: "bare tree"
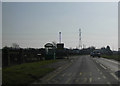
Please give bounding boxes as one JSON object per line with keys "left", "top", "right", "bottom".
{"left": 12, "top": 43, "right": 20, "bottom": 49}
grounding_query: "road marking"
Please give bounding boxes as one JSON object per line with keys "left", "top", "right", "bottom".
{"left": 110, "top": 73, "right": 119, "bottom": 81}
{"left": 75, "top": 79, "right": 79, "bottom": 83}
{"left": 106, "top": 82, "right": 111, "bottom": 85}
{"left": 68, "top": 73, "right": 72, "bottom": 76}
{"left": 46, "top": 63, "right": 72, "bottom": 81}
{"left": 100, "top": 72, "right": 103, "bottom": 75}
{"left": 65, "top": 77, "right": 71, "bottom": 84}
{"left": 80, "top": 72, "right": 82, "bottom": 76}
{"left": 100, "top": 64, "right": 107, "bottom": 69}
{"left": 62, "top": 73, "right": 65, "bottom": 77}
{"left": 96, "top": 61, "right": 99, "bottom": 63}
{"left": 66, "top": 73, "right": 76, "bottom": 84}
{"left": 90, "top": 72, "right": 92, "bottom": 76}
{"left": 101, "top": 58, "right": 120, "bottom": 65}
{"left": 97, "top": 77, "right": 101, "bottom": 80}
{"left": 46, "top": 73, "right": 58, "bottom": 81}
{"left": 58, "top": 67, "right": 62, "bottom": 70}
{"left": 52, "top": 79, "right": 58, "bottom": 83}
{"left": 89, "top": 77, "right": 92, "bottom": 83}
{"left": 83, "top": 78, "right": 87, "bottom": 83}
{"left": 103, "top": 75, "right": 106, "bottom": 79}
{"left": 96, "top": 67, "right": 100, "bottom": 71}
{"left": 110, "top": 69, "right": 113, "bottom": 71}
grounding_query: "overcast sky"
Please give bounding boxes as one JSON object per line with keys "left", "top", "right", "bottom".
{"left": 2, "top": 2, "right": 118, "bottom": 50}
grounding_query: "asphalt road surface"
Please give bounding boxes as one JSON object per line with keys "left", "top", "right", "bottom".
{"left": 33, "top": 55, "right": 119, "bottom": 85}
{"left": 0, "top": 50, "right": 2, "bottom": 85}
{"left": 0, "top": 50, "right": 1, "bottom": 67}
{"left": 0, "top": 67, "right": 1, "bottom": 85}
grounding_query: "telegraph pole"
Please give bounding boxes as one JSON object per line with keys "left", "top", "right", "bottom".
{"left": 59, "top": 32, "right": 61, "bottom": 43}
{"left": 79, "top": 28, "right": 82, "bottom": 49}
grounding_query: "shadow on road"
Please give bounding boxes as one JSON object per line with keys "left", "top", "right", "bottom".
{"left": 115, "top": 70, "right": 120, "bottom": 78}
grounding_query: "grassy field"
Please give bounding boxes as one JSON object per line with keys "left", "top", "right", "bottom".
{"left": 3, "top": 60, "right": 58, "bottom": 85}
{"left": 101, "top": 54, "right": 120, "bottom": 61}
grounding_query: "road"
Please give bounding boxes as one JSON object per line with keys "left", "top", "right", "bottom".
{"left": 33, "top": 55, "right": 119, "bottom": 85}
{"left": 0, "top": 69, "right": 1, "bottom": 86}
{"left": 0, "top": 50, "right": 1, "bottom": 85}
{"left": 0, "top": 50, "right": 1, "bottom": 67}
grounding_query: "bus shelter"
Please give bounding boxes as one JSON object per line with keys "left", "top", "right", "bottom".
{"left": 44, "top": 43, "right": 56, "bottom": 60}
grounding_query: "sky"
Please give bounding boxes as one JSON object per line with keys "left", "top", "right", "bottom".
{"left": 2, "top": 2, "right": 118, "bottom": 50}
{"left": 0, "top": 2, "right": 1, "bottom": 49}
{"left": 118, "top": 2, "right": 120, "bottom": 50}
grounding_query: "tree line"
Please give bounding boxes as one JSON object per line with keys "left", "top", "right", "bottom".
{"left": 2, "top": 43, "right": 116, "bottom": 67}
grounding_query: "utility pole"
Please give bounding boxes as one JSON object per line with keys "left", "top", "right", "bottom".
{"left": 79, "top": 28, "right": 82, "bottom": 49}
{"left": 59, "top": 32, "right": 61, "bottom": 43}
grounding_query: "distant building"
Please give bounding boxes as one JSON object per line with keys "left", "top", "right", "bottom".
{"left": 57, "top": 43, "right": 64, "bottom": 49}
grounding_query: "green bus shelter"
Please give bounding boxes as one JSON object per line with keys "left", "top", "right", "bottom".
{"left": 44, "top": 43, "right": 56, "bottom": 60}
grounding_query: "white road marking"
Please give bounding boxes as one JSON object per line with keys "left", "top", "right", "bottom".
{"left": 110, "top": 73, "right": 119, "bottom": 81}
{"left": 83, "top": 78, "right": 87, "bottom": 83}
{"left": 103, "top": 75, "right": 106, "bottom": 79}
{"left": 100, "top": 72, "right": 103, "bottom": 75}
{"left": 80, "top": 72, "right": 82, "bottom": 76}
{"left": 96, "top": 67, "right": 100, "bottom": 71}
{"left": 65, "top": 77, "right": 71, "bottom": 84}
{"left": 110, "top": 69, "right": 113, "bottom": 71}
{"left": 75, "top": 79, "right": 79, "bottom": 83}
{"left": 46, "top": 72, "right": 58, "bottom": 81}
{"left": 97, "top": 77, "right": 101, "bottom": 80}
{"left": 101, "top": 58, "right": 120, "bottom": 65}
{"left": 100, "top": 64, "right": 107, "bottom": 69}
{"left": 89, "top": 77, "right": 92, "bottom": 83}
{"left": 66, "top": 73, "right": 76, "bottom": 84}
{"left": 58, "top": 67, "right": 62, "bottom": 70}
{"left": 96, "top": 61, "right": 99, "bottom": 63}
{"left": 46, "top": 63, "right": 72, "bottom": 81}
{"left": 52, "top": 79, "right": 58, "bottom": 83}
{"left": 106, "top": 82, "right": 111, "bottom": 85}
{"left": 90, "top": 72, "right": 92, "bottom": 76}
{"left": 96, "top": 57, "right": 120, "bottom": 72}
{"left": 61, "top": 73, "right": 65, "bottom": 77}
{"left": 68, "top": 73, "right": 72, "bottom": 76}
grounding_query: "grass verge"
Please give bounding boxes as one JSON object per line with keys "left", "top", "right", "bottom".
{"left": 101, "top": 54, "right": 120, "bottom": 61}
{"left": 3, "top": 60, "right": 58, "bottom": 85}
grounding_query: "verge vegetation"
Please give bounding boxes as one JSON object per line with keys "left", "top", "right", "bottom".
{"left": 3, "top": 60, "right": 58, "bottom": 85}
{"left": 101, "top": 54, "right": 120, "bottom": 61}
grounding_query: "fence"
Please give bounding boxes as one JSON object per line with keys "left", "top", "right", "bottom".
{"left": 2, "top": 48, "right": 45, "bottom": 67}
